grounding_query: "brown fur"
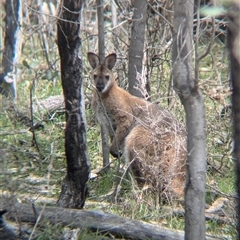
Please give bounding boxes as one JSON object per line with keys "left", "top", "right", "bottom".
{"left": 87, "top": 52, "right": 187, "bottom": 199}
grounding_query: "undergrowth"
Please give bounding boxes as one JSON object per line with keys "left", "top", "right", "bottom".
{"left": 0, "top": 41, "right": 236, "bottom": 238}
{"left": 0, "top": 8, "right": 236, "bottom": 240}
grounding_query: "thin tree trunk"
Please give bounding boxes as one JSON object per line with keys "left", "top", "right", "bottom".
{"left": 57, "top": 0, "right": 90, "bottom": 209}
{"left": 97, "top": 0, "right": 110, "bottom": 170}
{"left": 97, "top": 0, "right": 105, "bottom": 61}
{"left": 128, "top": 0, "right": 148, "bottom": 98}
{"left": 227, "top": 1, "right": 240, "bottom": 238}
{"left": 0, "top": 0, "right": 22, "bottom": 99}
{"left": 111, "top": 2, "right": 119, "bottom": 51}
{"left": 172, "top": 1, "right": 206, "bottom": 239}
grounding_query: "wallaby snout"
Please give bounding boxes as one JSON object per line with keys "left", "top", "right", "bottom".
{"left": 96, "top": 77, "right": 105, "bottom": 92}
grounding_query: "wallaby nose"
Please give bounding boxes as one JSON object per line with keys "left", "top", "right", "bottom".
{"left": 96, "top": 78, "right": 105, "bottom": 92}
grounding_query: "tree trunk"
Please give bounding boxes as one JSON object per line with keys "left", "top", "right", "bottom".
{"left": 0, "top": 0, "right": 22, "bottom": 99}
{"left": 111, "top": 2, "right": 119, "bottom": 51}
{"left": 97, "top": 0, "right": 110, "bottom": 170}
{"left": 227, "top": 1, "right": 240, "bottom": 238}
{"left": 97, "top": 0, "right": 105, "bottom": 61}
{"left": 57, "top": 0, "right": 90, "bottom": 209}
{"left": 172, "top": 1, "right": 206, "bottom": 239}
{"left": 128, "top": 0, "right": 148, "bottom": 98}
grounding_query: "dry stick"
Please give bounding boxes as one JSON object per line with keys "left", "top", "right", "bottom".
{"left": 108, "top": 29, "right": 128, "bottom": 47}
{"left": 207, "top": 160, "right": 225, "bottom": 176}
{"left": 39, "top": 29, "right": 52, "bottom": 69}
{"left": 147, "top": 1, "right": 173, "bottom": 29}
{"left": 37, "top": 5, "right": 52, "bottom": 68}
{"left": 112, "top": 0, "right": 122, "bottom": 12}
{"left": 111, "top": 1, "right": 119, "bottom": 51}
{"left": 113, "top": 159, "right": 136, "bottom": 201}
{"left": 28, "top": 204, "right": 46, "bottom": 240}
{"left": 198, "top": 16, "right": 215, "bottom": 61}
{"left": 29, "top": 143, "right": 55, "bottom": 240}
{"left": 206, "top": 183, "right": 237, "bottom": 199}
{"left": 29, "top": 78, "right": 41, "bottom": 155}
{"left": 0, "top": 130, "right": 29, "bottom": 136}
{"left": 195, "top": 0, "right": 215, "bottom": 83}
{"left": 111, "top": 110, "right": 161, "bottom": 202}
{"left": 194, "top": 0, "right": 200, "bottom": 83}
{"left": 97, "top": 0, "right": 110, "bottom": 171}
{"left": 21, "top": 1, "right": 81, "bottom": 25}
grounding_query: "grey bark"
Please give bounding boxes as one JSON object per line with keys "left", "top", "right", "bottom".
{"left": 0, "top": 0, "right": 22, "bottom": 99}
{"left": 56, "top": 0, "right": 90, "bottom": 209}
{"left": 172, "top": 1, "right": 206, "bottom": 239}
{"left": 128, "top": 0, "right": 148, "bottom": 98}
{"left": 226, "top": 1, "right": 240, "bottom": 238}
{"left": 97, "top": 0, "right": 110, "bottom": 169}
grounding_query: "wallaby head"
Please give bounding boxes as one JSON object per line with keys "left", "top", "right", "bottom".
{"left": 87, "top": 52, "right": 117, "bottom": 93}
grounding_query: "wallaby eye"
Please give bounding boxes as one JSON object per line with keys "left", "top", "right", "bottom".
{"left": 105, "top": 75, "right": 110, "bottom": 81}
{"left": 93, "top": 74, "right": 97, "bottom": 79}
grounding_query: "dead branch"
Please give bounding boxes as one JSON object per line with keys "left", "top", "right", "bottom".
{"left": 35, "top": 95, "right": 65, "bottom": 115}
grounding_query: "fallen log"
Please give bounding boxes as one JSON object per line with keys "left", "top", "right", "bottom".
{"left": 35, "top": 95, "right": 64, "bottom": 113}
{"left": 35, "top": 95, "right": 91, "bottom": 115}
{"left": 0, "top": 198, "right": 221, "bottom": 240}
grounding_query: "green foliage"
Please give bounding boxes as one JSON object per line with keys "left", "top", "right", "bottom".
{"left": 200, "top": 6, "right": 226, "bottom": 17}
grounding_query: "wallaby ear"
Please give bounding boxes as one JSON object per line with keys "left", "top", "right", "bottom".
{"left": 87, "top": 52, "right": 100, "bottom": 69}
{"left": 104, "top": 53, "right": 117, "bottom": 70}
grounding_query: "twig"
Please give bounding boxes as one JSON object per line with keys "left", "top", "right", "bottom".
{"left": 195, "top": 0, "right": 201, "bottom": 83}
{"left": 29, "top": 78, "right": 41, "bottom": 155}
{"left": 195, "top": 0, "right": 215, "bottom": 82}
{"left": 206, "top": 183, "right": 237, "bottom": 199}
{"left": 0, "top": 130, "right": 29, "bottom": 136}
{"left": 198, "top": 16, "right": 215, "bottom": 60}
{"left": 28, "top": 204, "right": 46, "bottom": 240}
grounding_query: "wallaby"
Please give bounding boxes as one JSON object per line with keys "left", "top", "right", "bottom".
{"left": 87, "top": 52, "right": 187, "bottom": 198}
